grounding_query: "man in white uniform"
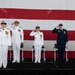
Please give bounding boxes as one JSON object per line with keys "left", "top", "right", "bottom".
{"left": 8, "top": 20, "right": 24, "bottom": 63}
{"left": 30, "top": 26, "right": 44, "bottom": 63}
{"left": 0, "top": 21, "right": 11, "bottom": 68}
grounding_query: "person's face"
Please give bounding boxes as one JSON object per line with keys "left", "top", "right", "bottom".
{"left": 1, "top": 24, "right": 6, "bottom": 28}
{"left": 59, "top": 26, "right": 63, "bottom": 29}
{"left": 36, "top": 28, "right": 40, "bottom": 31}
{"left": 15, "top": 23, "right": 19, "bottom": 26}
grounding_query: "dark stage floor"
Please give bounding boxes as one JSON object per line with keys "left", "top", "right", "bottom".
{"left": 0, "top": 58, "right": 75, "bottom": 70}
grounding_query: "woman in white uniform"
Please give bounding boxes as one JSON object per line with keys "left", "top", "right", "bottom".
{"left": 30, "top": 26, "right": 44, "bottom": 63}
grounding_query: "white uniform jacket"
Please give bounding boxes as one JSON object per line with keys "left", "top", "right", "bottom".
{"left": 0, "top": 28, "right": 11, "bottom": 46}
{"left": 8, "top": 26, "right": 24, "bottom": 44}
{"left": 30, "top": 31, "right": 44, "bottom": 46}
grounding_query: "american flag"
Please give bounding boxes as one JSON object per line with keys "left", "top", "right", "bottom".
{"left": 0, "top": 0, "right": 75, "bottom": 58}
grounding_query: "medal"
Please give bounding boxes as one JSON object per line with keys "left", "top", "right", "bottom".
{"left": 58, "top": 30, "right": 60, "bottom": 32}
{"left": 64, "top": 31, "right": 66, "bottom": 34}
{"left": 5, "top": 31, "right": 8, "bottom": 34}
{"left": 18, "top": 29, "right": 21, "bottom": 32}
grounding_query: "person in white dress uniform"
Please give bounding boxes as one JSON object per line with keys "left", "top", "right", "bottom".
{"left": 8, "top": 20, "right": 24, "bottom": 63}
{"left": 0, "top": 21, "right": 11, "bottom": 68}
{"left": 30, "top": 26, "right": 44, "bottom": 63}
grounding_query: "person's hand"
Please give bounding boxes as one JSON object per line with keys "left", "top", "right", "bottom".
{"left": 21, "top": 42, "right": 23, "bottom": 45}
{"left": 56, "top": 26, "right": 59, "bottom": 28}
{"left": 20, "top": 42, "right": 23, "bottom": 48}
{"left": 11, "top": 22, "right": 15, "bottom": 25}
{"left": 33, "top": 29, "right": 36, "bottom": 32}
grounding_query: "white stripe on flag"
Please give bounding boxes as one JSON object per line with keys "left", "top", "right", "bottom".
{"left": 23, "top": 40, "right": 75, "bottom": 51}
{"left": 0, "top": 19, "right": 75, "bottom": 30}
{"left": 0, "top": 0, "right": 75, "bottom": 10}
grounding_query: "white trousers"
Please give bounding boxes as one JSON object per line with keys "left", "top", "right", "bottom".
{"left": 0, "top": 45, "right": 8, "bottom": 67}
{"left": 13, "top": 43, "right": 20, "bottom": 61}
{"left": 34, "top": 45, "right": 42, "bottom": 62}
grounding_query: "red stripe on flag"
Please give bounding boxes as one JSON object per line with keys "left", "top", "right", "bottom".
{"left": 23, "top": 30, "right": 75, "bottom": 40}
{"left": 0, "top": 8, "right": 75, "bottom": 20}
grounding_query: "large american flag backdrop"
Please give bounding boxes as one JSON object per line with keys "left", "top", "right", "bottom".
{"left": 0, "top": 0, "right": 75, "bottom": 58}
